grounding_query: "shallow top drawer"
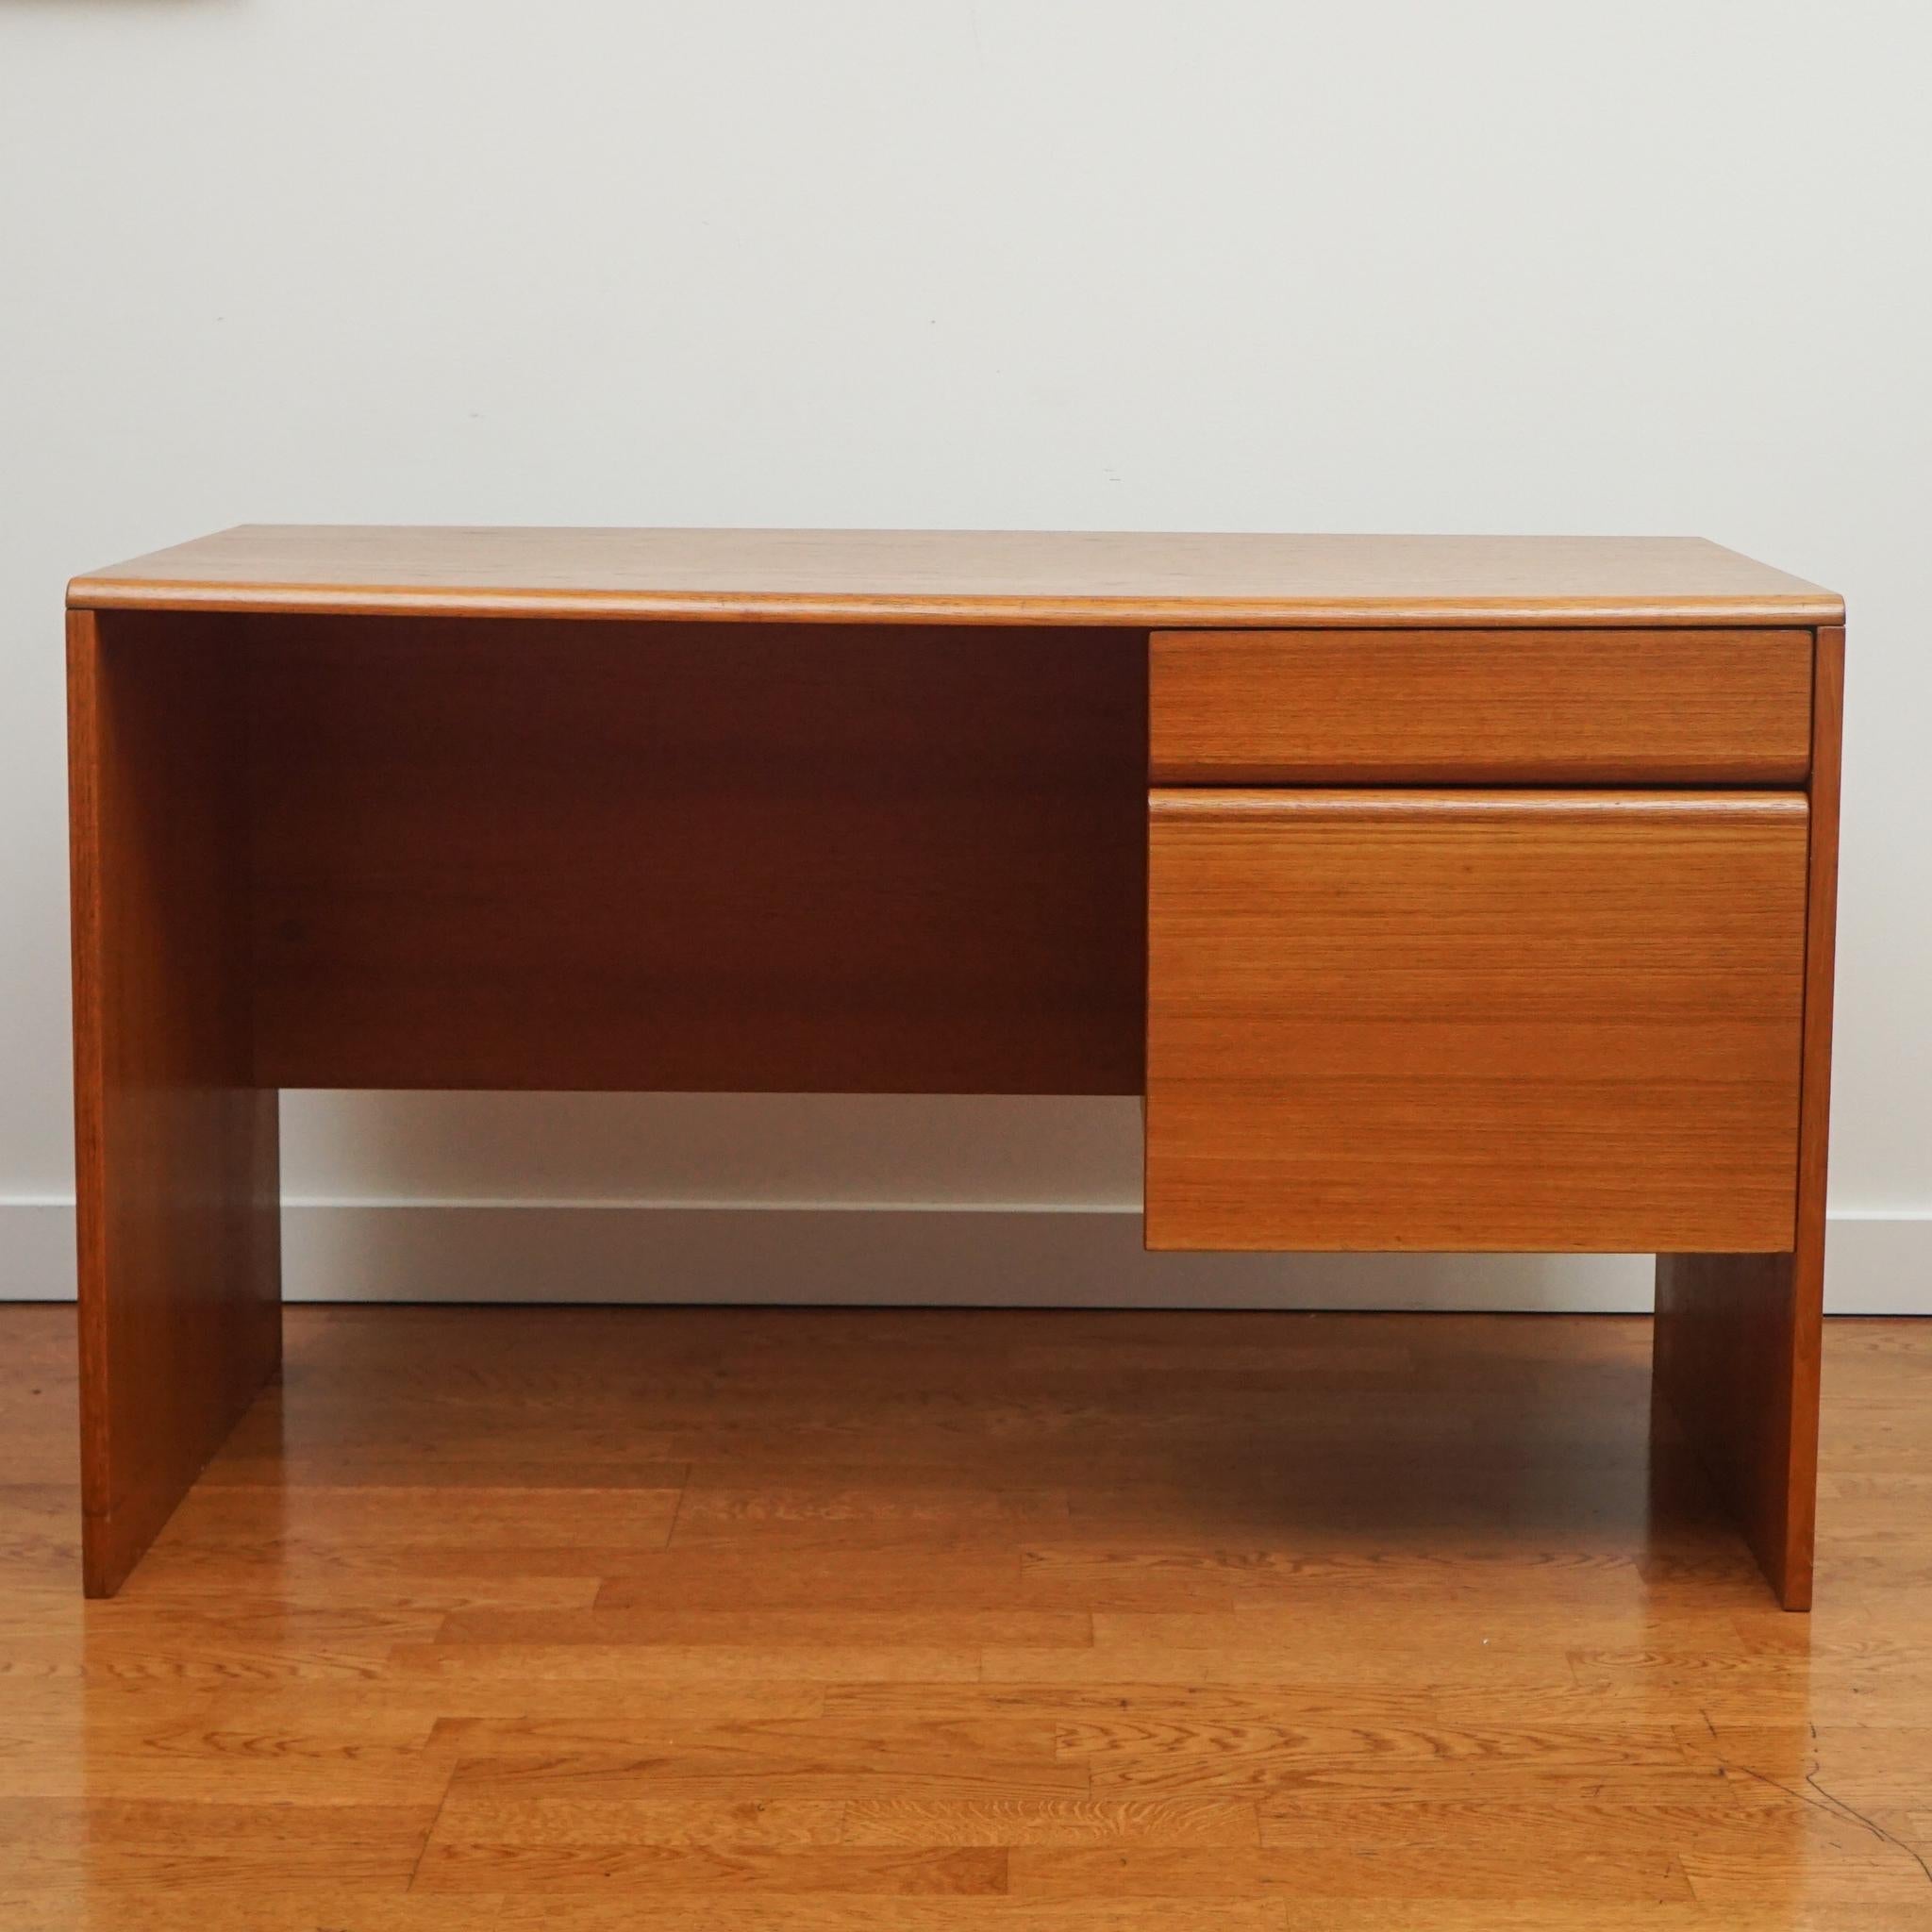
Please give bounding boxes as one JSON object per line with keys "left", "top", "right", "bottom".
{"left": 1150, "top": 627, "right": 1812, "bottom": 783}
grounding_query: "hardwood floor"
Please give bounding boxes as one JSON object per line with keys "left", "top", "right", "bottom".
{"left": 1, "top": 1302, "right": 1928, "bottom": 1928}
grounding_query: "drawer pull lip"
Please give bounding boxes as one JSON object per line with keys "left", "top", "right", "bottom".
{"left": 1148, "top": 787, "right": 1809, "bottom": 824}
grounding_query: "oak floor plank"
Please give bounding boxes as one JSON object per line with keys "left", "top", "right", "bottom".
{"left": 1007, "top": 1841, "right": 1696, "bottom": 1903}
{"left": 592, "top": 1547, "right": 1036, "bottom": 1612}
{"left": 418, "top": 1791, "right": 848, "bottom": 1847}
{"left": 383, "top": 1640, "right": 988, "bottom": 1686}
{"left": 840, "top": 1794, "right": 1261, "bottom": 1846}
{"left": 428, "top": 1606, "right": 1091, "bottom": 1648}
{"left": 0, "top": 1796, "right": 441, "bottom": 1890}
{"left": 411, "top": 1840, "right": 1009, "bottom": 1894}
{"left": 433, "top": 1713, "right": 1088, "bottom": 1803}
{"left": 0, "top": 1899, "right": 1293, "bottom": 1931}
{"left": 1063, "top": 1716, "right": 1737, "bottom": 1801}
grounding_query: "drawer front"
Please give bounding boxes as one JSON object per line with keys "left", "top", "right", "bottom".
{"left": 1149, "top": 628, "right": 1812, "bottom": 782}
{"left": 1145, "top": 789, "right": 1807, "bottom": 1253}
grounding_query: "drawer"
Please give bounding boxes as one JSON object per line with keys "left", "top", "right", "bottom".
{"left": 1149, "top": 628, "right": 1812, "bottom": 782}
{"left": 1145, "top": 789, "right": 1807, "bottom": 1252}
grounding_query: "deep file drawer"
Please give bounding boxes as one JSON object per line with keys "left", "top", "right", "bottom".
{"left": 1144, "top": 788, "right": 1808, "bottom": 1253}
{"left": 1149, "top": 628, "right": 1814, "bottom": 782}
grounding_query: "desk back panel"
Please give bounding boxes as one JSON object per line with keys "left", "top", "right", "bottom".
{"left": 243, "top": 616, "right": 1148, "bottom": 1093}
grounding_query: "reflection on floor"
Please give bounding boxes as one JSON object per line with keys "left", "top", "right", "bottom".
{"left": 2, "top": 1303, "right": 1929, "bottom": 1927}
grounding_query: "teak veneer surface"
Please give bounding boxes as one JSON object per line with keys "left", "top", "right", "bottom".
{"left": 69, "top": 526, "right": 1842, "bottom": 627}
{"left": 1652, "top": 625, "right": 1845, "bottom": 1611}
{"left": 1145, "top": 791, "right": 1809, "bottom": 1254}
{"left": 1149, "top": 626, "right": 1814, "bottom": 782}
{"left": 66, "top": 610, "right": 281, "bottom": 1599}
{"left": 244, "top": 617, "right": 1146, "bottom": 1094}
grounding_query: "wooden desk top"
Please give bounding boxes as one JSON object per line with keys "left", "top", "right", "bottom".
{"left": 69, "top": 526, "right": 1841, "bottom": 628}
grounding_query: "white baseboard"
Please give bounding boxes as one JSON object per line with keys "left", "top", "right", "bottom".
{"left": 1, "top": 1198, "right": 1925, "bottom": 1314}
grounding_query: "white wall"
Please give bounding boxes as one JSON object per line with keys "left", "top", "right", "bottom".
{"left": 2, "top": 1, "right": 1926, "bottom": 1309}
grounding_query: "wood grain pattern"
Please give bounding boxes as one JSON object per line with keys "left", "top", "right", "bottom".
{"left": 68, "top": 526, "right": 1843, "bottom": 627}
{"left": 1149, "top": 627, "right": 1814, "bottom": 782}
{"left": 246, "top": 616, "right": 1146, "bottom": 1093}
{"left": 1654, "top": 624, "right": 1845, "bottom": 1610}
{"left": 4, "top": 1303, "right": 1931, "bottom": 1925}
{"left": 1145, "top": 790, "right": 1809, "bottom": 1253}
{"left": 66, "top": 609, "right": 281, "bottom": 1598}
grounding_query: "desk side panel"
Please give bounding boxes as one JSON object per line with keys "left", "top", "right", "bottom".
{"left": 69, "top": 609, "right": 281, "bottom": 1597}
{"left": 246, "top": 617, "right": 1147, "bottom": 1094}
{"left": 1654, "top": 624, "right": 1842, "bottom": 1609}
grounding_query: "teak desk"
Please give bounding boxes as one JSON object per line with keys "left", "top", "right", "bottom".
{"left": 65, "top": 528, "right": 1843, "bottom": 1605}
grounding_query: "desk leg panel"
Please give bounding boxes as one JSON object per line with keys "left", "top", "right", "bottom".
{"left": 68, "top": 609, "right": 281, "bottom": 1598}
{"left": 1654, "top": 625, "right": 1841, "bottom": 1610}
